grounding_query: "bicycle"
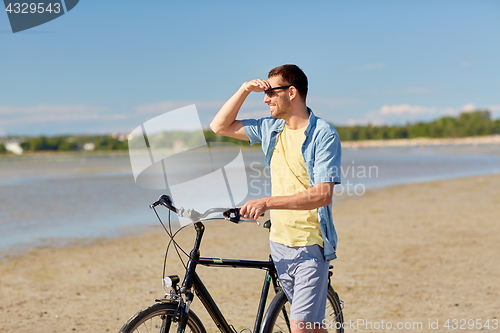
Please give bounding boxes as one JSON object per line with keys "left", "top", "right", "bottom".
{"left": 119, "top": 194, "right": 344, "bottom": 333}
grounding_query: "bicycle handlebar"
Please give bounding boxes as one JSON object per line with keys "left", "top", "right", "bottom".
{"left": 149, "top": 195, "right": 260, "bottom": 225}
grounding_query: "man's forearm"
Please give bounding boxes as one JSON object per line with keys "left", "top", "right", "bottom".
{"left": 210, "top": 85, "right": 250, "bottom": 134}
{"left": 240, "top": 183, "right": 334, "bottom": 219}
{"left": 265, "top": 184, "right": 333, "bottom": 210}
{"left": 211, "top": 79, "right": 270, "bottom": 135}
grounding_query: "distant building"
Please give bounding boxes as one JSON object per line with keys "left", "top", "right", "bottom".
{"left": 5, "top": 141, "right": 23, "bottom": 155}
{"left": 83, "top": 143, "right": 95, "bottom": 151}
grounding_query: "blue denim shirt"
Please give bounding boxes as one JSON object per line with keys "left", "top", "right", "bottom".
{"left": 242, "top": 108, "right": 342, "bottom": 260}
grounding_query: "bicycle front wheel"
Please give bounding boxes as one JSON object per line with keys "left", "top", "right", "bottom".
{"left": 261, "top": 285, "right": 344, "bottom": 333}
{"left": 119, "top": 302, "right": 206, "bottom": 333}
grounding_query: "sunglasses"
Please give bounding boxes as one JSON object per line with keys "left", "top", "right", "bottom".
{"left": 264, "top": 85, "right": 291, "bottom": 97}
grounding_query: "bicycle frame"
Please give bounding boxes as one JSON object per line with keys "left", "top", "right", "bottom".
{"left": 157, "top": 221, "right": 282, "bottom": 333}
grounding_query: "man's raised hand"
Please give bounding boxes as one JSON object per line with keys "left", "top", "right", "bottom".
{"left": 243, "top": 79, "right": 271, "bottom": 93}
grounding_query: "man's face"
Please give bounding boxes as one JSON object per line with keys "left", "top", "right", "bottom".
{"left": 264, "top": 76, "right": 291, "bottom": 119}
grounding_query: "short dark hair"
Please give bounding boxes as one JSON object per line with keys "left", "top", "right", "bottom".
{"left": 268, "top": 64, "right": 308, "bottom": 101}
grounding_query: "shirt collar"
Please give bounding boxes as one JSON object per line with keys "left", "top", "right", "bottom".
{"left": 304, "top": 107, "right": 317, "bottom": 136}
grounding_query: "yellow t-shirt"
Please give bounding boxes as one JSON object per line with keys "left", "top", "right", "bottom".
{"left": 269, "top": 126, "right": 323, "bottom": 247}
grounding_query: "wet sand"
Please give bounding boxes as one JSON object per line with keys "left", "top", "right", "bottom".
{"left": 1, "top": 174, "right": 499, "bottom": 332}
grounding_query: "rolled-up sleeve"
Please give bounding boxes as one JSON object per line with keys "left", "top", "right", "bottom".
{"left": 242, "top": 118, "right": 263, "bottom": 146}
{"left": 313, "top": 133, "right": 342, "bottom": 184}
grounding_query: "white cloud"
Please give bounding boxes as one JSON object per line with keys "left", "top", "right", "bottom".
{"left": 379, "top": 104, "right": 437, "bottom": 115}
{"left": 345, "top": 104, "right": 460, "bottom": 126}
{"left": 345, "top": 101, "right": 500, "bottom": 126}
{"left": 0, "top": 104, "right": 110, "bottom": 126}
{"left": 458, "top": 103, "right": 500, "bottom": 118}
{"left": 0, "top": 104, "right": 104, "bottom": 115}
{"left": 460, "top": 103, "right": 476, "bottom": 112}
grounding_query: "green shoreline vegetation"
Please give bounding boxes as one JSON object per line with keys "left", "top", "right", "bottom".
{"left": 335, "top": 110, "right": 499, "bottom": 141}
{"left": 1, "top": 110, "right": 499, "bottom": 155}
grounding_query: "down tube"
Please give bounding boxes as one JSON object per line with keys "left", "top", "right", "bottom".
{"left": 253, "top": 269, "right": 272, "bottom": 333}
{"left": 192, "top": 272, "right": 234, "bottom": 333}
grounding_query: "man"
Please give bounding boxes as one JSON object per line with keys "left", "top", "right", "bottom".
{"left": 210, "top": 64, "right": 341, "bottom": 332}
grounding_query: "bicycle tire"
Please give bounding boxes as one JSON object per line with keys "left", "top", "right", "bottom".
{"left": 260, "top": 285, "right": 344, "bottom": 333}
{"left": 119, "top": 302, "right": 207, "bottom": 333}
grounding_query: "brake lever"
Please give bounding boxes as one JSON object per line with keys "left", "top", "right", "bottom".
{"left": 238, "top": 219, "right": 261, "bottom": 226}
{"left": 223, "top": 208, "right": 240, "bottom": 223}
{"left": 223, "top": 208, "right": 262, "bottom": 225}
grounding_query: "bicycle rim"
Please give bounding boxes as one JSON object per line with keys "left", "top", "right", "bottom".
{"left": 119, "top": 302, "right": 206, "bottom": 333}
{"left": 262, "top": 286, "right": 344, "bottom": 333}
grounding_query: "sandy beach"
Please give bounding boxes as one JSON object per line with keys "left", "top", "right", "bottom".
{"left": 1, "top": 174, "right": 499, "bottom": 332}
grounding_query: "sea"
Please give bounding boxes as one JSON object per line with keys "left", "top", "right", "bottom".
{"left": 1, "top": 144, "right": 499, "bottom": 256}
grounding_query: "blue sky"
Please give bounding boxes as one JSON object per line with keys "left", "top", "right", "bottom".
{"left": 1, "top": 0, "right": 499, "bottom": 137}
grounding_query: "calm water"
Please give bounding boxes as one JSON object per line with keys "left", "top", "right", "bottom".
{"left": 1, "top": 144, "right": 499, "bottom": 254}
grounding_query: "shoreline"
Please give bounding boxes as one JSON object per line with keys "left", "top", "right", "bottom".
{"left": 342, "top": 134, "right": 500, "bottom": 148}
{"left": 1, "top": 174, "right": 499, "bottom": 332}
{"left": 0, "top": 150, "right": 130, "bottom": 159}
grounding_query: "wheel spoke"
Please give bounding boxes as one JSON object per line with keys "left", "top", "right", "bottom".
{"left": 119, "top": 303, "right": 205, "bottom": 333}
{"left": 265, "top": 287, "right": 344, "bottom": 333}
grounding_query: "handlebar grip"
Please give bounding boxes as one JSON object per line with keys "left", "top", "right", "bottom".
{"left": 223, "top": 208, "right": 240, "bottom": 223}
